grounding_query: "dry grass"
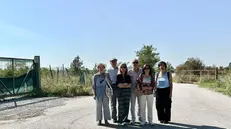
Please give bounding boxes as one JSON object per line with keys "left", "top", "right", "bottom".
{"left": 198, "top": 73, "right": 231, "bottom": 96}
{"left": 41, "top": 75, "right": 93, "bottom": 97}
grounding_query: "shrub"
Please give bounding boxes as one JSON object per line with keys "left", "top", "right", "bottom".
{"left": 41, "top": 75, "right": 93, "bottom": 97}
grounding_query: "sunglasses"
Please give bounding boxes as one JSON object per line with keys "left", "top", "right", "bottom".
{"left": 133, "top": 62, "right": 138, "bottom": 64}
{"left": 144, "top": 67, "right": 150, "bottom": 70}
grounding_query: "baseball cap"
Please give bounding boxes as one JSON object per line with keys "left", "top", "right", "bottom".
{"left": 132, "top": 59, "right": 139, "bottom": 63}
{"left": 110, "top": 58, "right": 117, "bottom": 62}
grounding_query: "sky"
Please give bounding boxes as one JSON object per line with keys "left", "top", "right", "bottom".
{"left": 0, "top": 0, "right": 230, "bottom": 69}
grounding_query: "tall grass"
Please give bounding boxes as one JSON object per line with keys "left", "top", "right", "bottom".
{"left": 41, "top": 75, "right": 93, "bottom": 97}
{"left": 199, "top": 73, "right": 231, "bottom": 96}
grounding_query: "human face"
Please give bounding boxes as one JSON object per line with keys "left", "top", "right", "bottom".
{"left": 110, "top": 60, "right": 117, "bottom": 68}
{"left": 132, "top": 61, "right": 139, "bottom": 69}
{"left": 144, "top": 66, "right": 150, "bottom": 74}
{"left": 159, "top": 63, "right": 166, "bottom": 71}
{"left": 120, "top": 65, "right": 127, "bottom": 74}
{"left": 98, "top": 65, "right": 105, "bottom": 73}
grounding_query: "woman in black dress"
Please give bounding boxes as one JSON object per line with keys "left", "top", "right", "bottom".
{"left": 116, "top": 63, "right": 132, "bottom": 126}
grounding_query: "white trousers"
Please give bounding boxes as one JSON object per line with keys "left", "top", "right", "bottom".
{"left": 139, "top": 94, "right": 154, "bottom": 123}
{"left": 130, "top": 89, "right": 140, "bottom": 121}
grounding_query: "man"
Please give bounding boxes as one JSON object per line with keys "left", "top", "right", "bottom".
{"left": 107, "top": 58, "right": 119, "bottom": 123}
{"left": 128, "top": 59, "right": 142, "bottom": 124}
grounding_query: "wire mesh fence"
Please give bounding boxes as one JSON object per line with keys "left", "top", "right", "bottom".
{"left": 0, "top": 57, "right": 35, "bottom": 98}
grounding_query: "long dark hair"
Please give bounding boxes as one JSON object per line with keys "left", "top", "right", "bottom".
{"left": 142, "top": 64, "right": 153, "bottom": 76}
{"left": 118, "top": 63, "right": 128, "bottom": 75}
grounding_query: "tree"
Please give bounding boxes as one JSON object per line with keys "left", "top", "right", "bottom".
{"left": 184, "top": 57, "right": 205, "bottom": 70}
{"left": 70, "top": 56, "right": 84, "bottom": 75}
{"left": 3, "top": 61, "right": 29, "bottom": 77}
{"left": 136, "top": 45, "right": 160, "bottom": 70}
{"left": 92, "top": 63, "right": 98, "bottom": 74}
{"left": 166, "top": 62, "right": 175, "bottom": 73}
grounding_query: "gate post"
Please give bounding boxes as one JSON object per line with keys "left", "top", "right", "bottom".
{"left": 34, "top": 56, "right": 42, "bottom": 95}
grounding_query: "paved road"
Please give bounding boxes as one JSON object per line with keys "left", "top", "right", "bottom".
{"left": 0, "top": 83, "right": 231, "bottom": 129}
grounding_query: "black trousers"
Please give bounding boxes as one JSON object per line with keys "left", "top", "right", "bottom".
{"left": 118, "top": 88, "right": 131, "bottom": 123}
{"left": 155, "top": 87, "right": 172, "bottom": 122}
{"left": 110, "top": 85, "right": 118, "bottom": 120}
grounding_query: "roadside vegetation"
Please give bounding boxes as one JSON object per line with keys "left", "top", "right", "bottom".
{"left": 0, "top": 45, "right": 174, "bottom": 97}
{"left": 173, "top": 57, "right": 231, "bottom": 96}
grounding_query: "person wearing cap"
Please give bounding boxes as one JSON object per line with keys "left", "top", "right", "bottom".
{"left": 92, "top": 63, "right": 112, "bottom": 125}
{"left": 128, "top": 59, "right": 142, "bottom": 124}
{"left": 106, "top": 58, "right": 119, "bottom": 123}
{"left": 155, "top": 61, "right": 173, "bottom": 124}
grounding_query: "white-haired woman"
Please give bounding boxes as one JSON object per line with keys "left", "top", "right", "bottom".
{"left": 92, "top": 63, "right": 112, "bottom": 125}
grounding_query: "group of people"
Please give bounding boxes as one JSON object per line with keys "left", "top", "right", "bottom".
{"left": 92, "top": 58, "right": 173, "bottom": 126}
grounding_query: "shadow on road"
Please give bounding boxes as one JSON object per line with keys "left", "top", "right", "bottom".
{"left": 0, "top": 97, "right": 60, "bottom": 111}
{"left": 99, "top": 122, "right": 226, "bottom": 129}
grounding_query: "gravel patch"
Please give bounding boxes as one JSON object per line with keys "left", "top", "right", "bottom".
{"left": 0, "top": 97, "right": 69, "bottom": 121}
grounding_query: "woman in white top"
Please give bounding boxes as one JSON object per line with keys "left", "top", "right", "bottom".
{"left": 155, "top": 61, "right": 173, "bottom": 124}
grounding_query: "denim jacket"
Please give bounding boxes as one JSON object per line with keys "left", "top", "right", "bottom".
{"left": 92, "top": 72, "right": 111, "bottom": 97}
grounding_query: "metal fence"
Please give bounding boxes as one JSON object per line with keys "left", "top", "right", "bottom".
{"left": 0, "top": 56, "right": 41, "bottom": 106}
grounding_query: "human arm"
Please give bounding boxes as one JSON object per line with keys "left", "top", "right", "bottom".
{"left": 116, "top": 75, "right": 124, "bottom": 88}
{"left": 123, "top": 75, "right": 131, "bottom": 88}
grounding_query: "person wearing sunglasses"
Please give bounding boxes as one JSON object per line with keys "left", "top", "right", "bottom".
{"left": 92, "top": 63, "right": 111, "bottom": 126}
{"left": 137, "top": 64, "right": 155, "bottom": 126}
{"left": 116, "top": 63, "right": 132, "bottom": 126}
{"left": 128, "top": 59, "right": 142, "bottom": 124}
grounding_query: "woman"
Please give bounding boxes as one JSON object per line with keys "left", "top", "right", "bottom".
{"left": 155, "top": 61, "right": 173, "bottom": 124}
{"left": 137, "top": 64, "right": 155, "bottom": 126}
{"left": 92, "top": 63, "right": 111, "bottom": 125}
{"left": 116, "top": 63, "right": 132, "bottom": 126}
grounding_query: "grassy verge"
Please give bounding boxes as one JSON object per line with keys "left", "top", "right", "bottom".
{"left": 198, "top": 75, "right": 231, "bottom": 96}
{"left": 173, "top": 73, "right": 231, "bottom": 97}
{"left": 40, "top": 75, "right": 93, "bottom": 97}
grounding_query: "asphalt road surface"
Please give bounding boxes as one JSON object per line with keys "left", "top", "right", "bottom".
{"left": 0, "top": 83, "right": 231, "bottom": 129}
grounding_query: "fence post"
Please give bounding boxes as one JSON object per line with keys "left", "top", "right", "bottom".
{"left": 200, "top": 70, "right": 202, "bottom": 83}
{"left": 12, "top": 58, "right": 17, "bottom": 107}
{"left": 215, "top": 67, "right": 218, "bottom": 80}
{"left": 34, "top": 56, "right": 41, "bottom": 95}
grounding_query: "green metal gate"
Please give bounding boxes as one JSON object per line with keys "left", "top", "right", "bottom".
{"left": 0, "top": 56, "right": 41, "bottom": 101}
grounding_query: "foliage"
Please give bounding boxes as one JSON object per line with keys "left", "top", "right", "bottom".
{"left": 92, "top": 63, "right": 98, "bottom": 74}
{"left": 166, "top": 62, "right": 175, "bottom": 73}
{"left": 175, "top": 57, "right": 205, "bottom": 73}
{"left": 41, "top": 75, "right": 92, "bottom": 97}
{"left": 135, "top": 44, "right": 160, "bottom": 70}
{"left": 198, "top": 72, "right": 231, "bottom": 96}
{"left": 0, "top": 62, "right": 30, "bottom": 77}
{"left": 70, "top": 56, "right": 84, "bottom": 75}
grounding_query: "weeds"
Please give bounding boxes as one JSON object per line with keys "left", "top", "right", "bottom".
{"left": 41, "top": 75, "right": 93, "bottom": 97}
